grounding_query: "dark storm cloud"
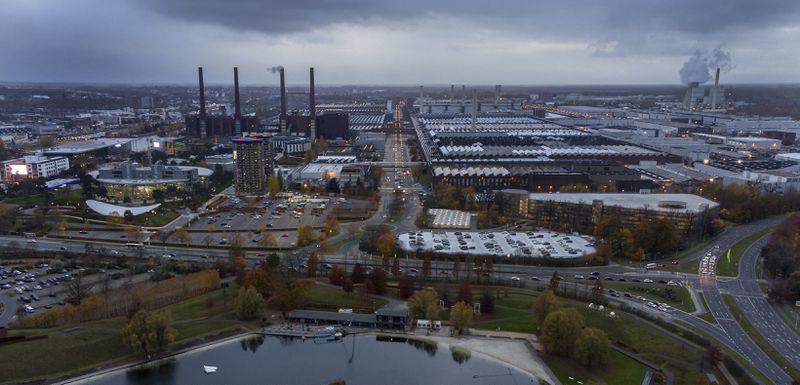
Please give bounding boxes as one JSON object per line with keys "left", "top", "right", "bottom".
{"left": 3, "top": 0, "right": 800, "bottom": 83}
{"left": 140, "top": 0, "right": 800, "bottom": 45}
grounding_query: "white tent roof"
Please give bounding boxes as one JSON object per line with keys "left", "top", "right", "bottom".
{"left": 86, "top": 200, "right": 161, "bottom": 217}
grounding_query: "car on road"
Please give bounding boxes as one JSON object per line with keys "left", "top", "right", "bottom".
{"left": 667, "top": 280, "right": 679, "bottom": 286}
{"left": 322, "top": 263, "right": 333, "bottom": 270}
{"left": 511, "top": 276, "right": 521, "bottom": 281}
{"left": 574, "top": 274, "right": 585, "bottom": 279}
{"left": 530, "top": 276, "right": 541, "bottom": 281}
{"left": 643, "top": 278, "right": 654, "bottom": 283}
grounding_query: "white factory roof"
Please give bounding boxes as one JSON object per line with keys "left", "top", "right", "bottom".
{"left": 86, "top": 200, "right": 161, "bottom": 216}
{"left": 314, "top": 155, "right": 357, "bottom": 163}
{"left": 301, "top": 163, "right": 344, "bottom": 174}
{"left": 776, "top": 153, "right": 800, "bottom": 162}
{"left": 43, "top": 138, "right": 133, "bottom": 154}
{"left": 433, "top": 166, "right": 510, "bottom": 177}
{"left": 428, "top": 209, "right": 472, "bottom": 229}
{"left": 527, "top": 193, "right": 718, "bottom": 213}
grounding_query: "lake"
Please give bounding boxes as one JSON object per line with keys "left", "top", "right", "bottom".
{"left": 78, "top": 334, "right": 538, "bottom": 385}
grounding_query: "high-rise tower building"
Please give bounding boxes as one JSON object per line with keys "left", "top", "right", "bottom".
{"left": 233, "top": 137, "right": 271, "bottom": 195}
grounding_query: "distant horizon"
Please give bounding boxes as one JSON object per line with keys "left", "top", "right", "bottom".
{"left": 2, "top": 80, "right": 799, "bottom": 89}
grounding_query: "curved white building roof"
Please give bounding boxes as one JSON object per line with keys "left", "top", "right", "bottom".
{"left": 86, "top": 200, "right": 161, "bottom": 216}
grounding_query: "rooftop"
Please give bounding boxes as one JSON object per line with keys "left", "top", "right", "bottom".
{"left": 524, "top": 192, "right": 719, "bottom": 213}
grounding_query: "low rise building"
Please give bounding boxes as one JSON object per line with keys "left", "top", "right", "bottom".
{"left": 93, "top": 162, "right": 212, "bottom": 202}
{"left": 1, "top": 155, "right": 69, "bottom": 181}
{"left": 498, "top": 190, "right": 719, "bottom": 235}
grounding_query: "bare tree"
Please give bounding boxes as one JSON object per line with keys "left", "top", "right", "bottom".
{"left": 67, "top": 273, "right": 95, "bottom": 305}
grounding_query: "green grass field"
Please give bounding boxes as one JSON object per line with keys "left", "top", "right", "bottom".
{"left": 697, "top": 292, "right": 717, "bottom": 324}
{"left": 544, "top": 348, "right": 646, "bottom": 385}
{"left": 603, "top": 282, "right": 696, "bottom": 313}
{"left": 3, "top": 189, "right": 85, "bottom": 208}
{"left": 305, "top": 284, "right": 387, "bottom": 311}
{"left": 716, "top": 227, "right": 773, "bottom": 277}
{"left": 468, "top": 287, "right": 706, "bottom": 385}
{"left": 0, "top": 287, "right": 247, "bottom": 384}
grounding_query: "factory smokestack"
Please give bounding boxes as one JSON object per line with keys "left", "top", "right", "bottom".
{"left": 450, "top": 84, "right": 455, "bottom": 100}
{"left": 233, "top": 67, "right": 242, "bottom": 137}
{"left": 461, "top": 85, "right": 466, "bottom": 103}
{"left": 711, "top": 67, "right": 720, "bottom": 110}
{"left": 198, "top": 67, "right": 207, "bottom": 139}
{"left": 279, "top": 67, "right": 287, "bottom": 133}
{"left": 309, "top": 67, "right": 316, "bottom": 140}
{"left": 471, "top": 88, "right": 477, "bottom": 132}
{"left": 494, "top": 85, "right": 501, "bottom": 104}
{"left": 419, "top": 85, "right": 424, "bottom": 99}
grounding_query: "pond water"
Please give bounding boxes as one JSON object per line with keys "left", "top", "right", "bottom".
{"left": 78, "top": 334, "right": 537, "bottom": 385}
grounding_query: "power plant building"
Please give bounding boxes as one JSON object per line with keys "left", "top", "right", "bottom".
{"left": 186, "top": 67, "right": 259, "bottom": 142}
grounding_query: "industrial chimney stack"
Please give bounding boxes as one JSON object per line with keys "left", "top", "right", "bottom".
{"left": 309, "top": 67, "right": 316, "bottom": 140}
{"left": 494, "top": 85, "right": 501, "bottom": 104}
{"left": 233, "top": 67, "right": 242, "bottom": 137}
{"left": 198, "top": 67, "right": 207, "bottom": 139}
{"left": 450, "top": 84, "right": 455, "bottom": 100}
{"left": 279, "top": 67, "right": 287, "bottom": 133}
{"left": 461, "top": 85, "right": 466, "bottom": 103}
{"left": 711, "top": 67, "right": 720, "bottom": 110}
{"left": 419, "top": 85, "right": 424, "bottom": 99}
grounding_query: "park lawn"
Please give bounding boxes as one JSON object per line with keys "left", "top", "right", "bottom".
{"left": 2, "top": 189, "right": 84, "bottom": 208}
{"left": 716, "top": 227, "right": 773, "bottom": 277}
{"left": 475, "top": 287, "right": 705, "bottom": 385}
{"left": 544, "top": 348, "right": 646, "bottom": 385}
{"left": 697, "top": 293, "right": 717, "bottom": 324}
{"left": 0, "top": 286, "right": 250, "bottom": 385}
{"left": 723, "top": 294, "right": 800, "bottom": 381}
{"left": 661, "top": 258, "right": 700, "bottom": 274}
{"left": 131, "top": 209, "right": 179, "bottom": 227}
{"left": 169, "top": 285, "right": 238, "bottom": 321}
{"left": 52, "top": 189, "right": 85, "bottom": 206}
{"left": 603, "top": 282, "right": 696, "bottom": 313}
{"left": 305, "top": 283, "right": 387, "bottom": 311}
{"left": 173, "top": 320, "right": 242, "bottom": 343}
{"left": 0, "top": 320, "right": 131, "bottom": 384}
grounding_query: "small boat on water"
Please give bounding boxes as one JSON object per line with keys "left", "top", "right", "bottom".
{"left": 203, "top": 365, "right": 218, "bottom": 374}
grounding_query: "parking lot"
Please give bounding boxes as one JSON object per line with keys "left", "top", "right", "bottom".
{"left": 398, "top": 230, "right": 595, "bottom": 259}
{"left": 170, "top": 229, "right": 308, "bottom": 249}
{"left": 193, "top": 195, "right": 334, "bottom": 233}
{"left": 0, "top": 263, "right": 124, "bottom": 316}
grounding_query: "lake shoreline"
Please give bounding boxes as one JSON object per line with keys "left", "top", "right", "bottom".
{"left": 57, "top": 329, "right": 553, "bottom": 385}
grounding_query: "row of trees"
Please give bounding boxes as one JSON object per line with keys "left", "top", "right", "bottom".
{"left": 698, "top": 182, "right": 800, "bottom": 224}
{"left": 233, "top": 256, "right": 317, "bottom": 320}
{"left": 592, "top": 214, "right": 680, "bottom": 263}
{"left": 761, "top": 213, "right": 800, "bottom": 301}
{"left": 533, "top": 288, "right": 610, "bottom": 368}
{"left": 15, "top": 270, "right": 221, "bottom": 328}
{"left": 406, "top": 288, "right": 473, "bottom": 334}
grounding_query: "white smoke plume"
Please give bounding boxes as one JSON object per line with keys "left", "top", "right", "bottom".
{"left": 679, "top": 47, "right": 734, "bottom": 84}
{"left": 268, "top": 66, "right": 284, "bottom": 74}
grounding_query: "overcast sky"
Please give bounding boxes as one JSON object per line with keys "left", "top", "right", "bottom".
{"left": 2, "top": 0, "right": 800, "bottom": 85}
